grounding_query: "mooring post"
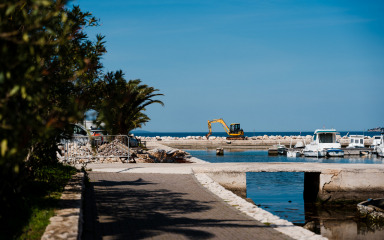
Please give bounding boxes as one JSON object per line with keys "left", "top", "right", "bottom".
{"left": 216, "top": 148, "right": 224, "bottom": 155}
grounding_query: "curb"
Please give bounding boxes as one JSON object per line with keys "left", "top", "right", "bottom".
{"left": 41, "top": 172, "right": 84, "bottom": 240}
{"left": 194, "top": 173, "right": 327, "bottom": 240}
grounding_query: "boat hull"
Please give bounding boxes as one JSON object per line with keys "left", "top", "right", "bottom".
{"left": 378, "top": 146, "right": 384, "bottom": 157}
{"left": 303, "top": 150, "right": 326, "bottom": 158}
{"left": 327, "top": 149, "right": 344, "bottom": 157}
{"left": 287, "top": 150, "right": 300, "bottom": 158}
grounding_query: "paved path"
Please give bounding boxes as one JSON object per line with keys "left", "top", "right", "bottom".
{"left": 82, "top": 172, "right": 292, "bottom": 240}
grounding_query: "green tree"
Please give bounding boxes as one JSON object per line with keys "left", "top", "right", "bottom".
{"left": 95, "top": 71, "right": 164, "bottom": 135}
{"left": 0, "top": 0, "right": 105, "bottom": 208}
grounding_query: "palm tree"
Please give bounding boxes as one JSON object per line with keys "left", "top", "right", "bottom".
{"left": 95, "top": 71, "right": 164, "bottom": 135}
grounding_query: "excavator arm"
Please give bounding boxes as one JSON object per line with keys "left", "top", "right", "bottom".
{"left": 206, "top": 119, "right": 230, "bottom": 138}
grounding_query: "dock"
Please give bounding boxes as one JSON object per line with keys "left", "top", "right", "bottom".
{"left": 268, "top": 147, "right": 375, "bottom": 156}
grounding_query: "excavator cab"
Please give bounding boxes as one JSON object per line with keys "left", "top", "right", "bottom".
{"left": 230, "top": 123, "right": 242, "bottom": 134}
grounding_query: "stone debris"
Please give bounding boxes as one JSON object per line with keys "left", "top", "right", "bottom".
{"left": 58, "top": 139, "right": 130, "bottom": 164}
{"left": 58, "top": 139, "right": 191, "bottom": 164}
{"left": 145, "top": 148, "right": 190, "bottom": 163}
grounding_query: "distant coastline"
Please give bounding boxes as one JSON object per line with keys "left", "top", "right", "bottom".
{"left": 367, "top": 127, "right": 384, "bottom": 132}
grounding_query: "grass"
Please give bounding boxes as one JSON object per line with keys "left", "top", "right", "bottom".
{"left": 1, "top": 163, "right": 77, "bottom": 240}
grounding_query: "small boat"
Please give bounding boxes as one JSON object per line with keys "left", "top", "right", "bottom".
{"left": 347, "top": 135, "right": 365, "bottom": 148}
{"left": 326, "top": 148, "right": 345, "bottom": 157}
{"left": 294, "top": 141, "right": 304, "bottom": 148}
{"left": 277, "top": 144, "right": 287, "bottom": 155}
{"left": 303, "top": 149, "right": 326, "bottom": 157}
{"left": 287, "top": 137, "right": 301, "bottom": 157}
{"left": 377, "top": 134, "right": 384, "bottom": 157}
{"left": 287, "top": 149, "right": 301, "bottom": 158}
{"left": 303, "top": 129, "right": 344, "bottom": 158}
{"left": 371, "top": 135, "right": 382, "bottom": 149}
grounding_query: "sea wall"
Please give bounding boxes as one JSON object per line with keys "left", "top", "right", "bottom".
{"left": 192, "top": 163, "right": 384, "bottom": 203}
{"left": 138, "top": 135, "right": 374, "bottom": 150}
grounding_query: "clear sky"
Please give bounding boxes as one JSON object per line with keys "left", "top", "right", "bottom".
{"left": 76, "top": 0, "right": 384, "bottom": 132}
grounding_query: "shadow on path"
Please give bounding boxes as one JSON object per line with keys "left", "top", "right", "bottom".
{"left": 82, "top": 173, "right": 291, "bottom": 240}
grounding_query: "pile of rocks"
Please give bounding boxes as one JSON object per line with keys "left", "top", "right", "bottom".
{"left": 58, "top": 139, "right": 190, "bottom": 164}
{"left": 143, "top": 149, "right": 190, "bottom": 163}
{"left": 58, "top": 139, "right": 130, "bottom": 164}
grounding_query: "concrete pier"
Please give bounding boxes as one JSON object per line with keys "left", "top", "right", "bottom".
{"left": 88, "top": 162, "right": 384, "bottom": 203}
{"left": 192, "top": 163, "right": 384, "bottom": 203}
{"left": 144, "top": 138, "right": 375, "bottom": 151}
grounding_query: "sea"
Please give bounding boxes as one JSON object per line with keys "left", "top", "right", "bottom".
{"left": 134, "top": 131, "right": 384, "bottom": 239}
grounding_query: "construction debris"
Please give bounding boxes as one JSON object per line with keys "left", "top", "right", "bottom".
{"left": 58, "top": 138, "right": 190, "bottom": 164}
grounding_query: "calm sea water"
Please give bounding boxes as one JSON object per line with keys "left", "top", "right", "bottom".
{"left": 186, "top": 150, "right": 384, "bottom": 223}
{"left": 185, "top": 150, "right": 384, "bottom": 239}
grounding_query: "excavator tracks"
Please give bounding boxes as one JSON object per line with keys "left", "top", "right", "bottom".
{"left": 226, "top": 136, "right": 246, "bottom": 140}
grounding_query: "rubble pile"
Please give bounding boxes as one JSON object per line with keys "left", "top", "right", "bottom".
{"left": 58, "top": 139, "right": 130, "bottom": 164}
{"left": 97, "top": 139, "right": 129, "bottom": 158}
{"left": 145, "top": 149, "right": 190, "bottom": 163}
{"left": 58, "top": 139, "right": 190, "bottom": 164}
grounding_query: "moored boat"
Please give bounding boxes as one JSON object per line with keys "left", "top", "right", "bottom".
{"left": 277, "top": 144, "right": 287, "bottom": 155}
{"left": 377, "top": 134, "right": 384, "bottom": 157}
{"left": 287, "top": 149, "right": 301, "bottom": 158}
{"left": 347, "top": 135, "right": 365, "bottom": 148}
{"left": 326, "top": 148, "right": 344, "bottom": 157}
{"left": 303, "top": 129, "right": 344, "bottom": 158}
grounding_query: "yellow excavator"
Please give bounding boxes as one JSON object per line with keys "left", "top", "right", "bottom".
{"left": 205, "top": 118, "right": 245, "bottom": 140}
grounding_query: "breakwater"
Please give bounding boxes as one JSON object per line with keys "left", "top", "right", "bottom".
{"left": 137, "top": 135, "right": 375, "bottom": 150}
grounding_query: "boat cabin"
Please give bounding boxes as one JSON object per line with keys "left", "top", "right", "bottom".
{"left": 304, "top": 129, "right": 343, "bottom": 157}
{"left": 313, "top": 129, "right": 338, "bottom": 144}
{"left": 348, "top": 135, "right": 365, "bottom": 148}
{"left": 372, "top": 135, "right": 382, "bottom": 147}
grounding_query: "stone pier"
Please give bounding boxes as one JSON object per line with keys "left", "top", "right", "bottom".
{"left": 192, "top": 163, "right": 384, "bottom": 203}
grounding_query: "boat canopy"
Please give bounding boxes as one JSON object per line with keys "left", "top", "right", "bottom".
{"left": 313, "top": 129, "right": 338, "bottom": 143}
{"left": 314, "top": 129, "right": 337, "bottom": 134}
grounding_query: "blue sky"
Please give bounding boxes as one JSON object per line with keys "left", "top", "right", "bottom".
{"left": 76, "top": 0, "right": 384, "bottom": 132}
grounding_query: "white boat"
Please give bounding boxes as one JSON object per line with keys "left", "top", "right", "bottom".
{"left": 371, "top": 135, "right": 382, "bottom": 150}
{"left": 347, "top": 135, "right": 365, "bottom": 148}
{"left": 377, "top": 134, "right": 384, "bottom": 157}
{"left": 303, "top": 129, "right": 344, "bottom": 157}
{"left": 287, "top": 136, "right": 301, "bottom": 157}
{"left": 276, "top": 143, "right": 287, "bottom": 155}
{"left": 294, "top": 141, "right": 304, "bottom": 148}
{"left": 287, "top": 149, "right": 301, "bottom": 158}
{"left": 326, "top": 148, "right": 345, "bottom": 157}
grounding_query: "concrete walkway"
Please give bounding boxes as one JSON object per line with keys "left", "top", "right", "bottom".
{"left": 82, "top": 172, "right": 293, "bottom": 240}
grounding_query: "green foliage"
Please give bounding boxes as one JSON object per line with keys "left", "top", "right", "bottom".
{"left": 0, "top": 162, "right": 76, "bottom": 240}
{"left": 0, "top": 0, "right": 163, "bottom": 228}
{"left": 94, "top": 70, "right": 164, "bottom": 135}
{"left": 0, "top": 0, "right": 104, "bottom": 212}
